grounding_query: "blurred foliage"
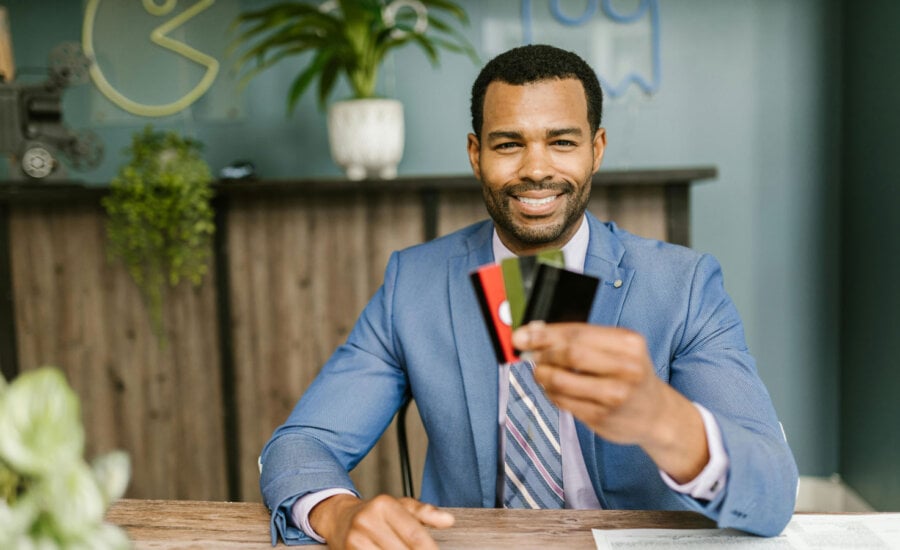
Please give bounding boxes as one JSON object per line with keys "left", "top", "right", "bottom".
{"left": 102, "top": 126, "right": 215, "bottom": 338}
{"left": 0, "top": 367, "right": 131, "bottom": 549}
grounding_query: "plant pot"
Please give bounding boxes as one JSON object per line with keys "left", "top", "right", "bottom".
{"left": 327, "top": 98, "right": 404, "bottom": 180}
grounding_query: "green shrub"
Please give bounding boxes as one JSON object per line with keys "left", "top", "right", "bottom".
{"left": 102, "top": 127, "right": 215, "bottom": 337}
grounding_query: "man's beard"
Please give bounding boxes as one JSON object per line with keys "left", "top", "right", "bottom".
{"left": 482, "top": 180, "right": 591, "bottom": 246}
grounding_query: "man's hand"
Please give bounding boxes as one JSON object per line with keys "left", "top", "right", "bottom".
{"left": 512, "top": 322, "right": 709, "bottom": 483}
{"left": 309, "top": 493, "right": 454, "bottom": 549}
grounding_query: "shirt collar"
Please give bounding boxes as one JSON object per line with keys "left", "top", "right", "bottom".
{"left": 491, "top": 215, "right": 590, "bottom": 273}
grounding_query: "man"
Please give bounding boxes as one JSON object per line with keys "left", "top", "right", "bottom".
{"left": 260, "top": 44, "right": 798, "bottom": 548}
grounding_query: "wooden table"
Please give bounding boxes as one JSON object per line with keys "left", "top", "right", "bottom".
{"left": 106, "top": 499, "right": 717, "bottom": 549}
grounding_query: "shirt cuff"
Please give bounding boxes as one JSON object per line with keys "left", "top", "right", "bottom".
{"left": 659, "top": 402, "right": 729, "bottom": 501}
{"left": 290, "top": 488, "right": 356, "bottom": 543}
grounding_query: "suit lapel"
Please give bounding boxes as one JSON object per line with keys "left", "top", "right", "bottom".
{"left": 448, "top": 222, "right": 500, "bottom": 507}
{"left": 578, "top": 214, "right": 634, "bottom": 507}
{"left": 583, "top": 214, "right": 633, "bottom": 327}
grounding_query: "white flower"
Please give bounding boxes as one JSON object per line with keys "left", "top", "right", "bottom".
{"left": 92, "top": 451, "right": 131, "bottom": 507}
{"left": 0, "top": 367, "right": 131, "bottom": 548}
{"left": 0, "top": 368, "right": 84, "bottom": 477}
{"left": 30, "top": 461, "right": 106, "bottom": 540}
{"left": 0, "top": 496, "right": 38, "bottom": 547}
{"left": 75, "top": 522, "right": 132, "bottom": 550}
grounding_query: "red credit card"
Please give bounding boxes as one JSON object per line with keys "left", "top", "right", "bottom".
{"left": 470, "top": 264, "right": 517, "bottom": 364}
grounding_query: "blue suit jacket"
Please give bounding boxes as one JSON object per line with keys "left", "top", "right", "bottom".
{"left": 260, "top": 213, "right": 798, "bottom": 544}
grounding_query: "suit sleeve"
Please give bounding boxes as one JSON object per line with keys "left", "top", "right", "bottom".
{"left": 667, "top": 253, "right": 798, "bottom": 537}
{"left": 259, "top": 252, "right": 408, "bottom": 545}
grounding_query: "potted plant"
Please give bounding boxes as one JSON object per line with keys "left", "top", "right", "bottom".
{"left": 102, "top": 126, "right": 215, "bottom": 338}
{"left": 231, "top": 0, "right": 478, "bottom": 180}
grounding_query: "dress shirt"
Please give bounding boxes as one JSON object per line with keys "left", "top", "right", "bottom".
{"left": 292, "top": 215, "right": 729, "bottom": 542}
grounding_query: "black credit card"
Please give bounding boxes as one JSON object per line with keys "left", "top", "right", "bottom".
{"left": 521, "top": 264, "right": 600, "bottom": 324}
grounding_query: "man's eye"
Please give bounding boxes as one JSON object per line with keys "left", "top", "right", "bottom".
{"left": 552, "top": 140, "right": 577, "bottom": 147}
{"left": 495, "top": 142, "right": 521, "bottom": 150}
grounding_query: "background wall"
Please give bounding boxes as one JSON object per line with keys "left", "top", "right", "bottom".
{"left": 0, "top": 0, "right": 847, "bottom": 483}
{"left": 839, "top": 0, "right": 900, "bottom": 511}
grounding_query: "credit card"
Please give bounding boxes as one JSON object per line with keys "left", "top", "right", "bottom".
{"left": 500, "top": 250, "right": 565, "bottom": 329}
{"left": 521, "top": 264, "right": 600, "bottom": 324}
{"left": 470, "top": 264, "right": 517, "bottom": 363}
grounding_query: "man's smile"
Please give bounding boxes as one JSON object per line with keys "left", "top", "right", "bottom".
{"left": 506, "top": 183, "right": 571, "bottom": 217}
{"left": 512, "top": 192, "right": 564, "bottom": 215}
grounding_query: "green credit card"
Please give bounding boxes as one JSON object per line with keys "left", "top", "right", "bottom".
{"left": 500, "top": 249, "right": 564, "bottom": 329}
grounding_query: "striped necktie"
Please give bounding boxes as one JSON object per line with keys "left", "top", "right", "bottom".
{"left": 503, "top": 360, "right": 564, "bottom": 508}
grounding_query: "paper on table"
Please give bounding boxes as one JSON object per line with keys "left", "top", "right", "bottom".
{"left": 592, "top": 514, "right": 900, "bottom": 549}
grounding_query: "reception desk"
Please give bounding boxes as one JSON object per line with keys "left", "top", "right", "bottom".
{"left": 106, "top": 499, "right": 717, "bottom": 549}
{"left": 0, "top": 168, "right": 715, "bottom": 503}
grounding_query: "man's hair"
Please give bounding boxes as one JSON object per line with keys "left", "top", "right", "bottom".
{"left": 470, "top": 44, "right": 603, "bottom": 138}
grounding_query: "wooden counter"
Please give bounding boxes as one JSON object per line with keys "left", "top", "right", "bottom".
{"left": 106, "top": 499, "right": 717, "bottom": 549}
{"left": 0, "top": 168, "right": 715, "bottom": 503}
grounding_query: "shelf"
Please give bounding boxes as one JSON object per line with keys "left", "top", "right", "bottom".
{"left": 0, "top": 166, "right": 717, "bottom": 204}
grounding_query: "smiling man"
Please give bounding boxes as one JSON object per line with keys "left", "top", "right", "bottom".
{"left": 470, "top": 74, "right": 601, "bottom": 256}
{"left": 260, "top": 45, "right": 798, "bottom": 549}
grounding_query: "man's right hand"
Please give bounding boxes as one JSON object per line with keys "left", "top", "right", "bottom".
{"left": 309, "top": 493, "right": 455, "bottom": 549}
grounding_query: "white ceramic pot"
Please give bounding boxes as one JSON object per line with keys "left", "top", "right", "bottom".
{"left": 327, "top": 98, "right": 404, "bottom": 180}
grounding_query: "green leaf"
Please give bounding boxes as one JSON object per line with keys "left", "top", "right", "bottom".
{"left": 318, "top": 58, "right": 341, "bottom": 106}
{"left": 410, "top": 33, "right": 439, "bottom": 65}
{"left": 287, "top": 48, "right": 334, "bottom": 114}
{"left": 420, "top": 0, "right": 470, "bottom": 23}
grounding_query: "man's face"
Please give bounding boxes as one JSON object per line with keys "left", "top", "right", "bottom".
{"left": 468, "top": 78, "right": 606, "bottom": 255}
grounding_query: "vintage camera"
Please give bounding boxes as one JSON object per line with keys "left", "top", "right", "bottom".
{"left": 0, "top": 42, "right": 102, "bottom": 181}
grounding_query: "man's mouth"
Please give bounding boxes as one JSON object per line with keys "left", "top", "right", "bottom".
{"left": 516, "top": 195, "right": 558, "bottom": 206}
{"left": 503, "top": 183, "right": 572, "bottom": 216}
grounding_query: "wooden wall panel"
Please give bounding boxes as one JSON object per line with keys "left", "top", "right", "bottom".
{"left": 229, "top": 192, "right": 426, "bottom": 501}
{"left": 9, "top": 203, "right": 227, "bottom": 500}
{"left": 437, "top": 191, "right": 488, "bottom": 237}
{"left": 591, "top": 186, "right": 668, "bottom": 242}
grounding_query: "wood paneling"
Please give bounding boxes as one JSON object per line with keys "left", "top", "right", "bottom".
{"left": 9, "top": 203, "right": 227, "bottom": 500}
{"left": 227, "top": 192, "right": 426, "bottom": 500}
{"left": 590, "top": 185, "right": 668, "bottom": 242}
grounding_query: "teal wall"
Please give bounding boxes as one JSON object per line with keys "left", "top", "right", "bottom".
{"left": 1, "top": 1, "right": 844, "bottom": 478}
{"left": 839, "top": 0, "right": 900, "bottom": 510}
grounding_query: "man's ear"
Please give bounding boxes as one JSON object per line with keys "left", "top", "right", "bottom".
{"left": 592, "top": 128, "right": 607, "bottom": 174}
{"left": 467, "top": 133, "right": 482, "bottom": 180}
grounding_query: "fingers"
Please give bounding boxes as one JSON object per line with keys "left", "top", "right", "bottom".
{"left": 534, "top": 364, "right": 633, "bottom": 406}
{"left": 513, "top": 322, "right": 649, "bottom": 378}
{"left": 337, "top": 496, "right": 453, "bottom": 550}
{"left": 513, "top": 322, "right": 665, "bottom": 447}
{"left": 403, "top": 498, "right": 455, "bottom": 529}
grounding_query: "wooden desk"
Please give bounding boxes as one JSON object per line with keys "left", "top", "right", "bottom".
{"left": 106, "top": 499, "right": 716, "bottom": 549}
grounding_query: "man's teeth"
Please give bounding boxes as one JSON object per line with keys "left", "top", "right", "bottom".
{"left": 517, "top": 195, "right": 556, "bottom": 206}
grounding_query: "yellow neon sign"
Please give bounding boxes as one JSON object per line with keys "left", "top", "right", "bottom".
{"left": 83, "top": 0, "right": 219, "bottom": 117}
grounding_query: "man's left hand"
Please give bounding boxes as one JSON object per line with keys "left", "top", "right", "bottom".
{"left": 511, "top": 322, "right": 708, "bottom": 483}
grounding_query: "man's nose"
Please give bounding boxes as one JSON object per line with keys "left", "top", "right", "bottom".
{"left": 517, "top": 145, "right": 554, "bottom": 183}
